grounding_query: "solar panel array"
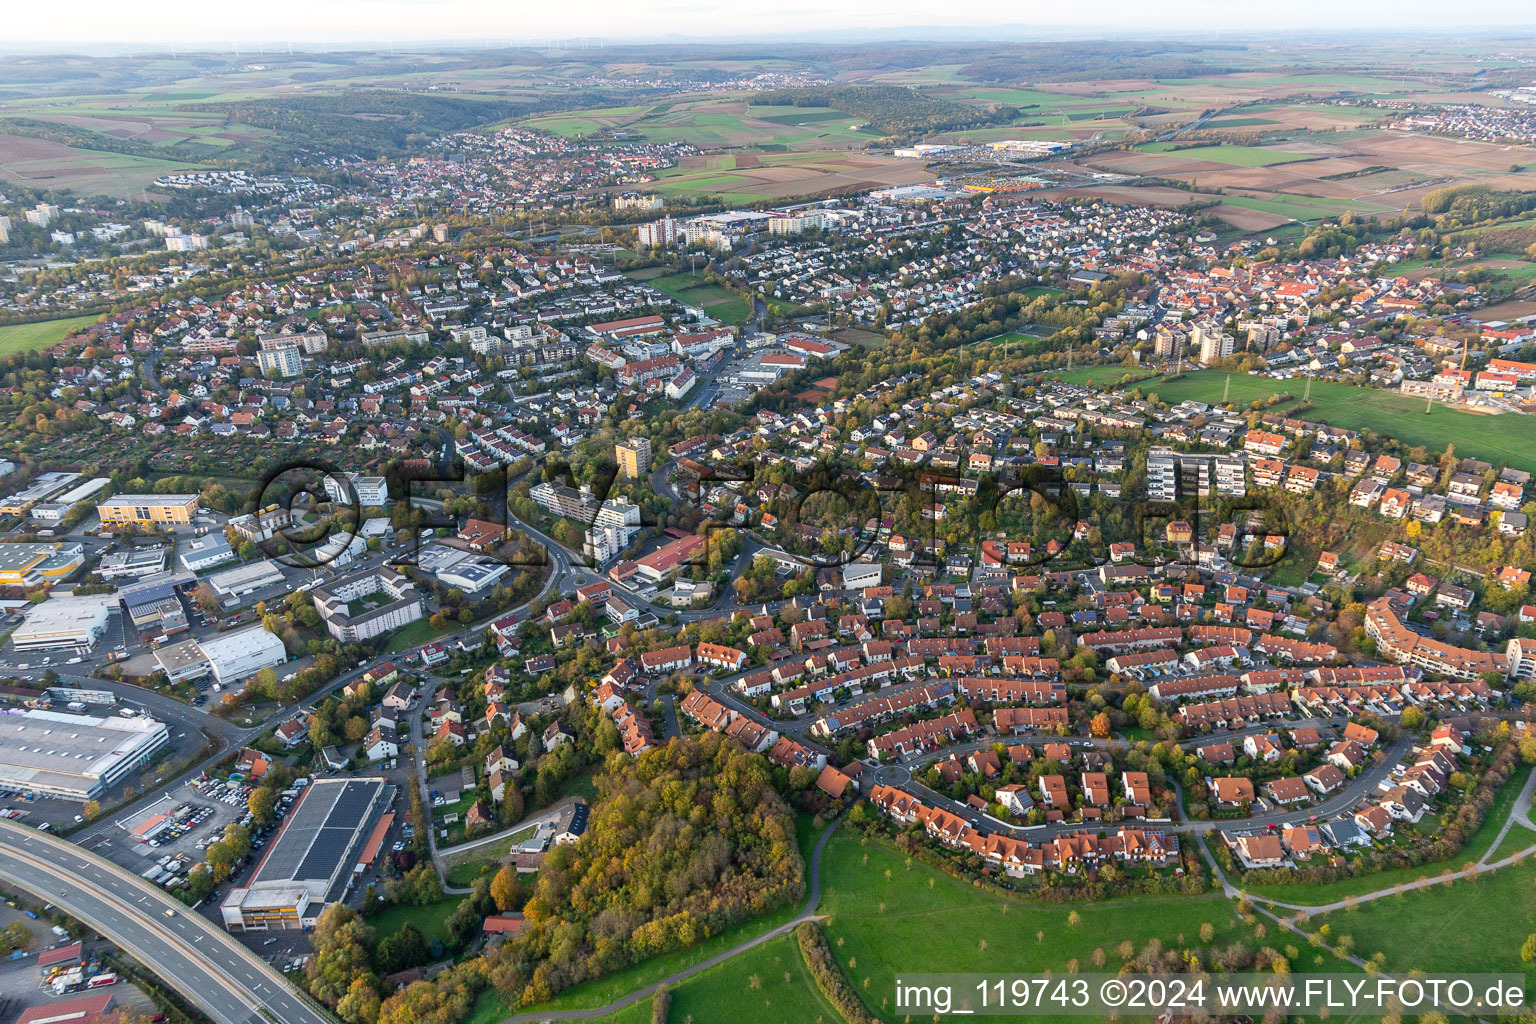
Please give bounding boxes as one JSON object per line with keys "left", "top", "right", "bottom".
{"left": 295, "top": 783, "right": 375, "bottom": 885}
{"left": 254, "top": 779, "right": 387, "bottom": 898}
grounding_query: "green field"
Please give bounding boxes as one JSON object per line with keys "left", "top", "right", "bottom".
{"left": 522, "top": 101, "right": 878, "bottom": 149}
{"left": 1039, "top": 365, "right": 1159, "bottom": 389}
{"left": 365, "top": 893, "right": 468, "bottom": 947}
{"left": 1295, "top": 857, "right": 1536, "bottom": 977}
{"left": 1137, "top": 142, "right": 1315, "bottom": 166}
{"left": 0, "top": 314, "right": 101, "bottom": 357}
{"left": 1483, "top": 253, "right": 1536, "bottom": 283}
{"left": 745, "top": 104, "right": 858, "bottom": 126}
{"left": 624, "top": 934, "right": 841, "bottom": 1024}
{"left": 518, "top": 106, "right": 645, "bottom": 138}
{"left": 1202, "top": 116, "right": 1282, "bottom": 128}
{"left": 1135, "top": 371, "right": 1536, "bottom": 474}
{"left": 467, "top": 903, "right": 803, "bottom": 1024}
{"left": 0, "top": 135, "right": 208, "bottom": 199}
{"left": 640, "top": 270, "right": 753, "bottom": 325}
{"left": 382, "top": 617, "right": 453, "bottom": 654}
{"left": 1486, "top": 821, "right": 1536, "bottom": 864}
{"left": 1219, "top": 192, "right": 1396, "bottom": 219}
{"left": 572, "top": 933, "right": 840, "bottom": 1024}
{"left": 818, "top": 831, "right": 1250, "bottom": 1021}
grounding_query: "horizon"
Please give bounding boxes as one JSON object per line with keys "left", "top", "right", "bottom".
{"left": 5, "top": 2, "right": 1536, "bottom": 50}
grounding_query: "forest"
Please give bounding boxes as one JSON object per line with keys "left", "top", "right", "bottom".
{"left": 487, "top": 732, "right": 804, "bottom": 1005}
{"left": 184, "top": 92, "right": 584, "bottom": 159}
{"left": 747, "top": 85, "right": 1016, "bottom": 138}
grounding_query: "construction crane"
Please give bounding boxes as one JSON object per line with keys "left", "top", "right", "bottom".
{"left": 1247, "top": 256, "right": 1276, "bottom": 288}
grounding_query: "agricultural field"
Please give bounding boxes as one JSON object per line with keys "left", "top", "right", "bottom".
{"left": 0, "top": 315, "right": 103, "bottom": 358}
{"left": 0, "top": 132, "right": 206, "bottom": 198}
{"left": 521, "top": 99, "right": 881, "bottom": 149}
{"left": 1135, "top": 142, "right": 1316, "bottom": 166}
{"left": 647, "top": 149, "right": 934, "bottom": 203}
{"left": 1056, "top": 107, "right": 1536, "bottom": 233}
{"left": 518, "top": 105, "right": 649, "bottom": 138}
{"left": 1395, "top": 251, "right": 1536, "bottom": 286}
{"left": 1134, "top": 370, "right": 1536, "bottom": 475}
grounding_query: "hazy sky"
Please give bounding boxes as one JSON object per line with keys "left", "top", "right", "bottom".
{"left": 8, "top": 0, "right": 1536, "bottom": 47}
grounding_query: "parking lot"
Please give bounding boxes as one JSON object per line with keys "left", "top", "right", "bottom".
{"left": 109, "top": 781, "right": 248, "bottom": 867}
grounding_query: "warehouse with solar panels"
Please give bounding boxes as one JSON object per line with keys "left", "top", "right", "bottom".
{"left": 220, "top": 777, "right": 395, "bottom": 931}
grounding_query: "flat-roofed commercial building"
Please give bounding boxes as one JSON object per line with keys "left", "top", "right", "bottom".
{"left": 118, "top": 572, "right": 194, "bottom": 633}
{"left": 153, "top": 638, "right": 212, "bottom": 684}
{"left": 207, "top": 560, "right": 285, "bottom": 598}
{"left": 11, "top": 595, "right": 113, "bottom": 651}
{"left": 0, "top": 472, "right": 80, "bottom": 516}
{"left": 311, "top": 567, "right": 423, "bottom": 643}
{"left": 0, "top": 708, "right": 169, "bottom": 800}
{"left": 179, "top": 534, "right": 236, "bottom": 572}
{"left": 97, "top": 493, "right": 198, "bottom": 526}
{"left": 199, "top": 627, "right": 286, "bottom": 686}
{"left": 221, "top": 777, "right": 394, "bottom": 930}
{"left": 97, "top": 545, "right": 169, "bottom": 580}
{"left": 52, "top": 477, "right": 111, "bottom": 507}
{"left": 0, "top": 542, "right": 84, "bottom": 586}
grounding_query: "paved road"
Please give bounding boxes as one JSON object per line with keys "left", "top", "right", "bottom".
{"left": 0, "top": 820, "right": 330, "bottom": 1024}
{"left": 409, "top": 689, "right": 579, "bottom": 895}
{"left": 1206, "top": 770, "right": 1536, "bottom": 916}
{"left": 1479, "top": 757, "right": 1536, "bottom": 865}
{"left": 498, "top": 820, "right": 838, "bottom": 1024}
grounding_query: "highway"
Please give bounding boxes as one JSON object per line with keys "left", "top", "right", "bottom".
{"left": 0, "top": 820, "right": 331, "bottom": 1024}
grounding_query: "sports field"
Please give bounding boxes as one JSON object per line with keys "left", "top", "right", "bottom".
{"left": 0, "top": 314, "right": 101, "bottom": 358}
{"left": 1137, "top": 371, "right": 1536, "bottom": 474}
{"left": 642, "top": 271, "right": 753, "bottom": 325}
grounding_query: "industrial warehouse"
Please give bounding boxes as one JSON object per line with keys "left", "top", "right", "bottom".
{"left": 10, "top": 594, "right": 115, "bottom": 652}
{"left": 152, "top": 626, "right": 287, "bottom": 687}
{"left": 220, "top": 777, "right": 395, "bottom": 931}
{"left": 0, "top": 708, "right": 170, "bottom": 801}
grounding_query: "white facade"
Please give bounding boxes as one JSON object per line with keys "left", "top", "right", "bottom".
{"left": 199, "top": 627, "right": 287, "bottom": 685}
{"left": 312, "top": 568, "right": 423, "bottom": 642}
{"left": 12, "top": 596, "right": 113, "bottom": 651}
{"left": 0, "top": 709, "right": 169, "bottom": 801}
{"left": 323, "top": 473, "right": 389, "bottom": 507}
{"left": 841, "top": 561, "right": 883, "bottom": 590}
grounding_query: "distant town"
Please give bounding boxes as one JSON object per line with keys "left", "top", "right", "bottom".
{"left": 0, "top": 28, "right": 1534, "bottom": 1024}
